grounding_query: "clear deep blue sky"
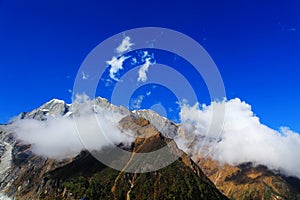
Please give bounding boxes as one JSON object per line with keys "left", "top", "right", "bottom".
{"left": 0, "top": 0, "right": 299, "bottom": 131}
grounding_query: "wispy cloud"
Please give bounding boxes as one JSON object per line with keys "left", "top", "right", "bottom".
{"left": 146, "top": 91, "right": 151, "bottom": 96}
{"left": 116, "top": 36, "right": 134, "bottom": 54}
{"left": 177, "top": 98, "right": 300, "bottom": 178}
{"left": 104, "top": 78, "right": 113, "bottom": 87}
{"left": 137, "top": 52, "right": 155, "bottom": 82}
{"left": 288, "top": 27, "right": 296, "bottom": 32}
{"left": 106, "top": 56, "right": 128, "bottom": 81}
{"left": 130, "top": 95, "right": 144, "bottom": 109}
{"left": 105, "top": 37, "right": 134, "bottom": 81}
{"left": 82, "top": 71, "right": 90, "bottom": 80}
{"left": 137, "top": 58, "right": 152, "bottom": 82}
{"left": 278, "top": 21, "right": 297, "bottom": 33}
{"left": 131, "top": 57, "right": 137, "bottom": 65}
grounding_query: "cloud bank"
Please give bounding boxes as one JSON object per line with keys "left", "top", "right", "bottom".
{"left": 178, "top": 98, "right": 300, "bottom": 178}
{"left": 6, "top": 96, "right": 134, "bottom": 159}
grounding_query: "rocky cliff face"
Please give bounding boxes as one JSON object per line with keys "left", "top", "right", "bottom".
{"left": 0, "top": 98, "right": 228, "bottom": 200}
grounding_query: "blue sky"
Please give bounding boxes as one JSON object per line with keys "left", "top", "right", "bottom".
{"left": 0, "top": 0, "right": 299, "bottom": 132}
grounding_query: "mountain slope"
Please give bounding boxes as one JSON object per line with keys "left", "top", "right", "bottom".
{"left": 2, "top": 97, "right": 300, "bottom": 199}
{"left": 132, "top": 109, "right": 300, "bottom": 200}
{"left": 195, "top": 157, "right": 300, "bottom": 200}
{"left": 0, "top": 98, "right": 228, "bottom": 200}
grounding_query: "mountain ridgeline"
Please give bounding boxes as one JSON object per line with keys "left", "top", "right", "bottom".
{"left": 0, "top": 98, "right": 228, "bottom": 200}
{"left": 0, "top": 97, "right": 299, "bottom": 199}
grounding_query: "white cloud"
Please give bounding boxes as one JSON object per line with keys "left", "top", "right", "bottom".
{"left": 6, "top": 94, "right": 134, "bottom": 159}
{"left": 105, "top": 37, "right": 133, "bottom": 81}
{"left": 146, "top": 91, "right": 151, "bottom": 96}
{"left": 131, "top": 57, "right": 138, "bottom": 65}
{"left": 137, "top": 51, "right": 155, "bottom": 82}
{"left": 288, "top": 27, "right": 296, "bottom": 32}
{"left": 137, "top": 58, "right": 152, "bottom": 82}
{"left": 130, "top": 95, "right": 144, "bottom": 109}
{"left": 116, "top": 36, "right": 134, "bottom": 54}
{"left": 81, "top": 72, "right": 90, "bottom": 80}
{"left": 104, "top": 78, "right": 113, "bottom": 87}
{"left": 106, "top": 56, "right": 128, "bottom": 81}
{"left": 177, "top": 98, "right": 300, "bottom": 178}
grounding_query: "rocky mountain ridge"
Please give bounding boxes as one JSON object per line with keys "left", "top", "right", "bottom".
{"left": 0, "top": 97, "right": 228, "bottom": 199}
{"left": 1, "top": 97, "right": 300, "bottom": 199}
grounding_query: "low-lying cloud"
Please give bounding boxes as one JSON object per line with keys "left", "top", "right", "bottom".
{"left": 5, "top": 95, "right": 300, "bottom": 178}
{"left": 6, "top": 96, "right": 134, "bottom": 159}
{"left": 178, "top": 98, "right": 300, "bottom": 178}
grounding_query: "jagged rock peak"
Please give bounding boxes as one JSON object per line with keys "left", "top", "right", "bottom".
{"left": 132, "top": 109, "right": 178, "bottom": 139}
{"left": 48, "top": 98, "right": 66, "bottom": 104}
{"left": 16, "top": 98, "right": 70, "bottom": 121}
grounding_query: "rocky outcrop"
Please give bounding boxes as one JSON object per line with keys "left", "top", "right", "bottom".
{"left": 195, "top": 158, "right": 300, "bottom": 200}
